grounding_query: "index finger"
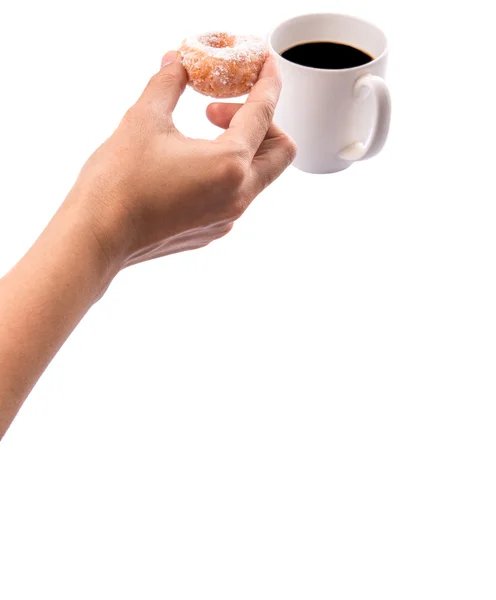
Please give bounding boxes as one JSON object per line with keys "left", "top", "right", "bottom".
{"left": 219, "top": 53, "right": 282, "bottom": 157}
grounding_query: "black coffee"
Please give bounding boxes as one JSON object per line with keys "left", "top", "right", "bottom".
{"left": 281, "top": 41, "right": 373, "bottom": 70}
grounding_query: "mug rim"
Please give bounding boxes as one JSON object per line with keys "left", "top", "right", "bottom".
{"left": 268, "top": 12, "right": 389, "bottom": 74}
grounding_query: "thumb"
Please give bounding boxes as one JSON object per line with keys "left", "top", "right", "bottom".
{"left": 141, "top": 50, "right": 188, "bottom": 118}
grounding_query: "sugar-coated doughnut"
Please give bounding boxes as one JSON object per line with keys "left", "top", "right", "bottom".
{"left": 179, "top": 32, "right": 269, "bottom": 99}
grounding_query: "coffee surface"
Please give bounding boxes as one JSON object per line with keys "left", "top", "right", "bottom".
{"left": 281, "top": 41, "right": 373, "bottom": 69}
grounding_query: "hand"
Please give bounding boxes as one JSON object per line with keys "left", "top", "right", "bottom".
{"left": 0, "top": 50, "right": 296, "bottom": 430}
{"left": 71, "top": 50, "right": 297, "bottom": 272}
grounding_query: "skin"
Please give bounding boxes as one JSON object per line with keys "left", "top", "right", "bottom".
{"left": 0, "top": 50, "right": 297, "bottom": 440}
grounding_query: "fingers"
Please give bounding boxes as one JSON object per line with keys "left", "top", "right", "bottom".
{"left": 208, "top": 100, "right": 297, "bottom": 195}
{"left": 206, "top": 102, "right": 243, "bottom": 129}
{"left": 248, "top": 125, "right": 297, "bottom": 195}
{"left": 138, "top": 50, "right": 188, "bottom": 122}
{"left": 219, "top": 53, "right": 282, "bottom": 157}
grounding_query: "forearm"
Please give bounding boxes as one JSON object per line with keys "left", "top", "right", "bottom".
{"left": 0, "top": 195, "right": 118, "bottom": 438}
{"left": 0, "top": 50, "right": 289, "bottom": 440}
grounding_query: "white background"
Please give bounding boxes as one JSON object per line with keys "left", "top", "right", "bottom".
{"left": 1, "top": 0, "right": 495, "bottom": 598}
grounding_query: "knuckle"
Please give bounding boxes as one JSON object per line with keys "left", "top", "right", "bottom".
{"left": 228, "top": 161, "right": 246, "bottom": 184}
{"left": 234, "top": 144, "right": 251, "bottom": 163}
{"left": 261, "top": 78, "right": 280, "bottom": 103}
{"left": 283, "top": 135, "right": 298, "bottom": 163}
{"left": 229, "top": 198, "right": 246, "bottom": 219}
{"left": 268, "top": 73, "right": 282, "bottom": 94}
{"left": 259, "top": 75, "right": 281, "bottom": 99}
{"left": 149, "top": 70, "right": 178, "bottom": 91}
{"left": 159, "top": 71, "right": 179, "bottom": 86}
{"left": 223, "top": 139, "right": 250, "bottom": 163}
{"left": 216, "top": 190, "right": 246, "bottom": 221}
{"left": 260, "top": 98, "right": 276, "bottom": 123}
{"left": 217, "top": 157, "right": 246, "bottom": 186}
{"left": 268, "top": 87, "right": 281, "bottom": 108}
{"left": 218, "top": 196, "right": 245, "bottom": 221}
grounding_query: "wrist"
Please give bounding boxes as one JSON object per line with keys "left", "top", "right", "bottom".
{"left": 64, "top": 177, "right": 137, "bottom": 280}
{"left": 55, "top": 193, "right": 126, "bottom": 301}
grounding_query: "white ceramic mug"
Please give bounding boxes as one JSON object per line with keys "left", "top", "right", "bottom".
{"left": 269, "top": 13, "right": 391, "bottom": 174}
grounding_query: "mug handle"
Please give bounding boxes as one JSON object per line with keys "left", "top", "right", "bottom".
{"left": 338, "top": 74, "right": 392, "bottom": 162}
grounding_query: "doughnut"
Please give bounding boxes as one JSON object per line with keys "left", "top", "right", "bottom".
{"left": 179, "top": 32, "right": 269, "bottom": 99}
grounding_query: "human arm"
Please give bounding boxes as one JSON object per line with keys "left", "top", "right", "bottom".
{"left": 0, "top": 51, "right": 296, "bottom": 439}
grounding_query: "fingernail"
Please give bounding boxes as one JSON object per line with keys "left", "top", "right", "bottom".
{"left": 161, "top": 51, "right": 179, "bottom": 68}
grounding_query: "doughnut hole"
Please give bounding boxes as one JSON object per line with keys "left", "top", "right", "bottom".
{"left": 199, "top": 32, "right": 235, "bottom": 49}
